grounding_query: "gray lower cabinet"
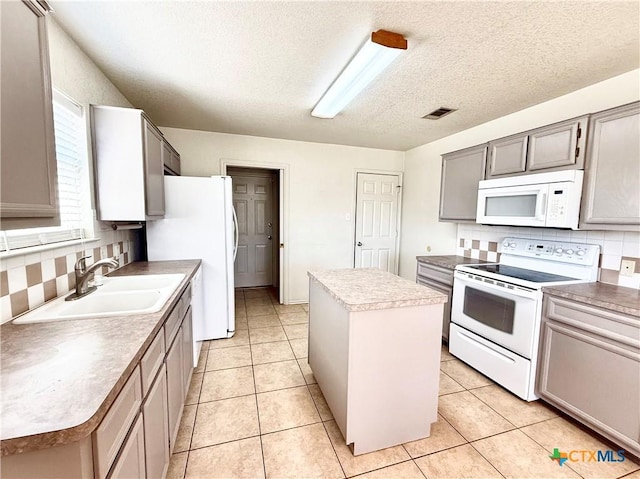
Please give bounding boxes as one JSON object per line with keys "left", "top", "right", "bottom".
{"left": 182, "top": 308, "right": 194, "bottom": 394}
{"left": 580, "top": 102, "right": 640, "bottom": 230}
{"left": 0, "top": 0, "right": 59, "bottom": 230}
{"left": 142, "top": 364, "right": 169, "bottom": 479}
{"left": 166, "top": 325, "right": 185, "bottom": 452}
{"left": 108, "top": 414, "right": 146, "bottom": 479}
{"left": 416, "top": 262, "right": 453, "bottom": 340}
{"left": 439, "top": 145, "right": 487, "bottom": 222}
{"left": 486, "top": 116, "right": 587, "bottom": 179}
{"left": 537, "top": 295, "right": 640, "bottom": 457}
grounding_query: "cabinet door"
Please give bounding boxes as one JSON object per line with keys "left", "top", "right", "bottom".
{"left": 417, "top": 277, "right": 452, "bottom": 341}
{"left": 143, "top": 120, "right": 165, "bottom": 217}
{"left": 161, "top": 141, "right": 173, "bottom": 173}
{"left": 581, "top": 102, "right": 640, "bottom": 228}
{"left": 527, "top": 116, "right": 587, "bottom": 172}
{"left": 172, "top": 150, "right": 181, "bottom": 176}
{"left": 486, "top": 134, "right": 527, "bottom": 178}
{"left": 166, "top": 328, "right": 184, "bottom": 451}
{"left": 0, "top": 1, "right": 59, "bottom": 230}
{"left": 107, "top": 413, "right": 146, "bottom": 479}
{"left": 143, "top": 364, "right": 169, "bottom": 479}
{"left": 182, "top": 307, "right": 194, "bottom": 394}
{"left": 439, "top": 145, "right": 487, "bottom": 222}
{"left": 538, "top": 319, "right": 640, "bottom": 456}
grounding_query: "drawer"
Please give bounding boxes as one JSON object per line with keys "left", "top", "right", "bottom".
{"left": 545, "top": 295, "right": 640, "bottom": 348}
{"left": 179, "top": 285, "right": 192, "bottom": 317}
{"left": 93, "top": 367, "right": 142, "bottom": 479}
{"left": 416, "top": 263, "right": 453, "bottom": 286}
{"left": 140, "top": 329, "right": 166, "bottom": 396}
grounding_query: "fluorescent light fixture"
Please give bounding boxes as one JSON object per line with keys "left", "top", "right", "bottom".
{"left": 311, "top": 30, "right": 408, "bottom": 119}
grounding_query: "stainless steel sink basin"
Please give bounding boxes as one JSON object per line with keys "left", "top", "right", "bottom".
{"left": 13, "top": 274, "right": 185, "bottom": 324}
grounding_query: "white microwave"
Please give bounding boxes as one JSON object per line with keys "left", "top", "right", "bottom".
{"left": 476, "top": 170, "right": 584, "bottom": 229}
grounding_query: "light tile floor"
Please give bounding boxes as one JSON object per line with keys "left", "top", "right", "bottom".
{"left": 168, "top": 287, "right": 640, "bottom": 479}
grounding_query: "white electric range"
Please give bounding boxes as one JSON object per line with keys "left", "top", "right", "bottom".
{"left": 449, "top": 237, "right": 600, "bottom": 401}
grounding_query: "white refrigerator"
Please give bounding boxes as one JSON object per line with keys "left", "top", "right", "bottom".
{"left": 147, "top": 176, "right": 237, "bottom": 347}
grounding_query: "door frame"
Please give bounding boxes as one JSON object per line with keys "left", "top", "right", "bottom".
{"left": 352, "top": 169, "right": 404, "bottom": 274}
{"left": 221, "top": 158, "right": 289, "bottom": 305}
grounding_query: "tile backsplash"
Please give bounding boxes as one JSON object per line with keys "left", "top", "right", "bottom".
{"left": 0, "top": 229, "right": 142, "bottom": 323}
{"left": 457, "top": 224, "right": 640, "bottom": 289}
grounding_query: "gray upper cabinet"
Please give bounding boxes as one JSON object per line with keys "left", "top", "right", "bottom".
{"left": 527, "top": 116, "right": 587, "bottom": 171}
{"left": 0, "top": 1, "right": 59, "bottom": 230}
{"left": 162, "top": 142, "right": 181, "bottom": 176}
{"left": 486, "top": 116, "right": 588, "bottom": 179}
{"left": 487, "top": 134, "right": 527, "bottom": 177}
{"left": 143, "top": 120, "right": 165, "bottom": 217}
{"left": 439, "top": 144, "right": 487, "bottom": 222}
{"left": 91, "top": 106, "right": 176, "bottom": 221}
{"left": 580, "top": 102, "right": 640, "bottom": 230}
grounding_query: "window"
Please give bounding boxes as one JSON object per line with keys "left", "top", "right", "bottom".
{"left": 1, "top": 91, "right": 93, "bottom": 252}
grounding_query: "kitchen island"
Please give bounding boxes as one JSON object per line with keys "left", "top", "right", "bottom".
{"left": 307, "top": 268, "right": 447, "bottom": 455}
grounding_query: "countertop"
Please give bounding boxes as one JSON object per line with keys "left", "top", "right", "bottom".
{"left": 308, "top": 268, "right": 448, "bottom": 312}
{"left": 543, "top": 282, "right": 640, "bottom": 318}
{"left": 416, "top": 255, "right": 492, "bottom": 271}
{"left": 0, "top": 260, "right": 201, "bottom": 456}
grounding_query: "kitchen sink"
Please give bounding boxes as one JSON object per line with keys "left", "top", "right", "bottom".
{"left": 13, "top": 274, "right": 185, "bottom": 324}
{"left": 98, "top": 274, "right": 184, "bottom": 293}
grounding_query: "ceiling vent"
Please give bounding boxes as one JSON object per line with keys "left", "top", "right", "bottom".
{"left": 422, "top": 107, "right": 456, "bottom": 120}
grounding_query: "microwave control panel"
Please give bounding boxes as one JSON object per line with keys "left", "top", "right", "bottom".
{"left": 546, "top": 185, "right": 569, "bottom": 226}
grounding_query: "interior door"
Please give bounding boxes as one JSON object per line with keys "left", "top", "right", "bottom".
{"left": 354, "top": 173, "right": 400, "bottom": 273}
{"left": 233, "top": 175, "right": 274, "bottom": 287}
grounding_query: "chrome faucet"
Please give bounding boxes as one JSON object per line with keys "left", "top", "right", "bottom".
{"left": 66, "top": 256, "right": 119, "bottom": 301}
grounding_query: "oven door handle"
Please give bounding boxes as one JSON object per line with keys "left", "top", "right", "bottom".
{"left": 454, "top": 274, "right": 539, "bottom": 300}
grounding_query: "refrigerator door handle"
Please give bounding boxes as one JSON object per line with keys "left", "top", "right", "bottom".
{"left": 232, "top": 206, "right": 239, "bottom": 261}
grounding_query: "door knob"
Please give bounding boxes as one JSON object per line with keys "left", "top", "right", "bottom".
{"left": 268, "top": 235, "right": 272, "bottom": 240}
{"left": 357, "top": 242, "right": 363, "bottom": 246}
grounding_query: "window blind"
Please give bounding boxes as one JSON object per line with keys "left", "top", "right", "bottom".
{"left": 1, "top": 92, "right": 88, "bottom": 252}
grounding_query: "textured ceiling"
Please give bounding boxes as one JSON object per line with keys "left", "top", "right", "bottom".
{"left": 50, "top": 1, "right": 639, "bottom": 151}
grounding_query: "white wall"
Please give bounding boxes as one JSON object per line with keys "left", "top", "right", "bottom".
{"left": 398, "top": 69, "right": 640, "bottom": 280}
{"left": 159, "top": 128, "right": 404, "bottom": 303}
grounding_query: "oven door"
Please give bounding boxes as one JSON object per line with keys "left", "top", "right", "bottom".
{"left": 451, "top": 271, "right": 541, "bottom": 358}
{"left": 476, "top": 183, "right": 549, "bottom": 227}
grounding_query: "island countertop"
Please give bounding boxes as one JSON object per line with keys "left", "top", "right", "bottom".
{"left": 307, "top": 268, "right": 448, "bottom": 312}
{"left": 0, "top": 260, "right": 200, "bottom": 456}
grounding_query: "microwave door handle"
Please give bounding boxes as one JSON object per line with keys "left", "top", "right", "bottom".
{"left": 536, "top": 192, "right": 547, "bottom": 220}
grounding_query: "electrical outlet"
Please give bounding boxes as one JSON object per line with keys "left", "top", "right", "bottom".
{"left": 426, "top": 245, "right": 431, "bottom": 252}
{"left": 620, "top": 259, "right": 636, "bottom": 277}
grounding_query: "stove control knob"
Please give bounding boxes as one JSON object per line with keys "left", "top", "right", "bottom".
{"left": 577, "top": 250, "right": 585, "bottom": 256}
{"left": 502, "top": 241, "right": 509, "bottom": 247}
{"left": 566, "top": 249, "right": 574, "bottom": 255}
{"left": 509, "top": 242, "right": 517, "bottom": 248}
{"left": 555, "top": 248, "right": 563, "bottom": 254}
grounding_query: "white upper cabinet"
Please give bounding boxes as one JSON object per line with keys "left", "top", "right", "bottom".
{"left": 0, "top": 1, "right": 59, "bottom": 230}
{"left": 91, "top": 106, "right": 179, "bottom": 221}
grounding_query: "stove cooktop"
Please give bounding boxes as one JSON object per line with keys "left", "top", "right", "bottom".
{"left": 465, "top": 264, "right": 579, "bottom": 284}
